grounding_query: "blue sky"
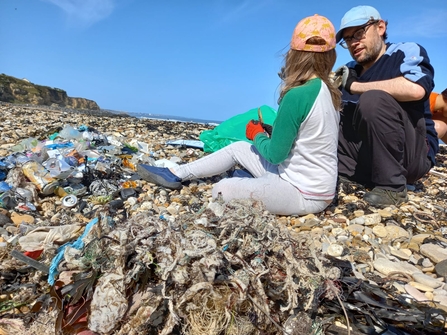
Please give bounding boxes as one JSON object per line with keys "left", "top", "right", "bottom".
{"left": 1, "top": 0, "right": 446, "bottom": 122}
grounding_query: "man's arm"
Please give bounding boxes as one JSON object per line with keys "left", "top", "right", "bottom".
{"left": 349, "top": 76, "right": 425, "bottom": 102}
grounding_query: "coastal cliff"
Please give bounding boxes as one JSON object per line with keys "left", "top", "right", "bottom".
{"left": 0, "top": 73, "right": 99, "bottom": 110}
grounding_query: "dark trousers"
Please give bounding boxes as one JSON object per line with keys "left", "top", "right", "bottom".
{"left": 338, "top": 90, "right": 431, "bottom": 191}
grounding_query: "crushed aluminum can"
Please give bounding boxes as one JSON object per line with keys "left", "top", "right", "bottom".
{"left": 62, "top": 194, "right": 78, "bottom": 208}
{"left": 22, "top": 160, "right": 59, "bottom": 195}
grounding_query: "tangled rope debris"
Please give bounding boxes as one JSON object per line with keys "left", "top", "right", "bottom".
{"left": 1, "top": 197, "right": 444, "bottom": 335}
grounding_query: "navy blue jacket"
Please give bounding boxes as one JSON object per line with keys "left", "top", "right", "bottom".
{"left": 342, "top": 42, "right": 438, "bottom": 166}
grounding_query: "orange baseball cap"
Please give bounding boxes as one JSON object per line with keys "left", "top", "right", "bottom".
{"left": 290, "top": 14, "right": 336, "bottom": 52}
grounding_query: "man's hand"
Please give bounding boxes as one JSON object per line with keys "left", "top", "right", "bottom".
{"left": 246, "top": 120, "right": 265, "bottom": 141}
{"left": 334, "top": 65, "right": 358, "bottom": 94}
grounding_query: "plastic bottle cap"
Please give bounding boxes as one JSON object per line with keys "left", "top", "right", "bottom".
{"left": 62, "top": 194, "right": 78, "bottom": 207}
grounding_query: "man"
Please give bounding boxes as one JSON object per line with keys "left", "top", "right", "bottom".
{"left": 335, "top": 5, "right": 438, "bottom": 207}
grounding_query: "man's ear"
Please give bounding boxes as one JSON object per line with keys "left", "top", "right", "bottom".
{"left": 377, "top": 20, "right": 387, "bottom": 38}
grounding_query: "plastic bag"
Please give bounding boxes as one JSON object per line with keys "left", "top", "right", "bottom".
{"left": 199, "top": 105, "right": 277, "bottom": 153}
{"left": 88, "top": 272, "right": 128, "bottom": 334}
{"left": 58, "top": 125, "right": 83, "bottom": 140}
{"left": 10, "top": 137, "right": 43, "bottom": 153}
{"left": 18, "top": 224, "right": 83, "bottom": 251}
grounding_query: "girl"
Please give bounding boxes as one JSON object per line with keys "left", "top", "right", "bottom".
{"left": 138, "top": 14, "right": 341, "bottom": 216}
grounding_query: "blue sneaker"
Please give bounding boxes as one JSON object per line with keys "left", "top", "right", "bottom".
{"left": 137, "top": 164, "right": 182, "bottom": 190}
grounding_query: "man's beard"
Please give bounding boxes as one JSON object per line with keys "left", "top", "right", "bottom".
{"left": 355, "top": 40, "right": 383, "bottom": 67}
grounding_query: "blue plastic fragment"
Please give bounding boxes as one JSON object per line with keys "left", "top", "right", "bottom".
{"left": 48, "top": 217, "right": 98, "bottom": 285}
{"left": 45, "top": 142, "right": 74, "bottom": 150}
{"left": 0, "top": 181, "right": 12, "bottom": 192}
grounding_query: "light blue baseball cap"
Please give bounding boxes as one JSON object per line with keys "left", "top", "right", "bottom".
{"left": 336, "top": 6, "right": 381, "bottom": 42}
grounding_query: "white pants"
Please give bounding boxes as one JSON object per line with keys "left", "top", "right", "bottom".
{"left": 173, "top": 141, "right": 329, "bottom": 215}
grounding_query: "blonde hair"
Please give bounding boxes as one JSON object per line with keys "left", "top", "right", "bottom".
{"left": 278, "top": 37, "right": 341, "bottom": 110}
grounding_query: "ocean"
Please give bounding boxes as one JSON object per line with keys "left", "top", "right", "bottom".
{"left": 123, "top": 110, "right": 221, "bottom": 125}
{"left": 102, "top": 108, "right": 447, "bottom": 145}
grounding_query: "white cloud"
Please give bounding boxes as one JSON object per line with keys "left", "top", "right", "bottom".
{"left": 41, "top": 0, "right": 115, "bottom": 27}
{"left": 393, "top": 9, "right": 447, "bottom": 38}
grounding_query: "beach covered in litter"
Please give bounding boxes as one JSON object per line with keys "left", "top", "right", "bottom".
{"left": 1, "top": 103, "right": 447, "bottom": 335}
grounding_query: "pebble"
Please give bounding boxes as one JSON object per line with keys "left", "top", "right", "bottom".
{"left": 405, "top": 284, "right": 429, "bottom": 302}
{"left": 433, "top": 294, "right": 447, "bottom": 306}
{"left": 353, "top": 210, "right": 364, "bottom": 217}
{"left": 433, "top": 288, "right": 447, "bottom": 296}
{"left": 363, "top": 213, "right": 382, "bottom": 226}
{"left": 420, "top": 244, "right": 447, "bottom": 264}
{"left": 384, "top": 225, "right": 410, "bottom": 240}
{"left": 422, "top": 258, "right": 434, "bottom": 268}
{"left": 372, "top": 225, "right": 387, "bottom": 238}
{"left": 435, "top": 259, "right": 447, "bottom": 277}
{"left": 373, "top": 258, "right": 421, "bottom": 276}
{"left": 411, "top": 234, "right": 434, "bottom": 245}
{"left": 350, "top": 217, "right": 365, "bottom": 225}
{"left": 331, "top": 227, "right": 345, "bottom": 236}
{"left": 337, "top": 235, "right": 349, "bottom": 243}
{"left": 342, "top": 195, "right": 358, "bottom": 203}
{"left": 409, "top": 281, "right": 434, "bottom": 292}
{"left": 393, "top": 282, "right": 406, "bottom": 293}
{"left": 412, "top": 272, "right": 443, "bottom": 289}
{"left": 378, "top": 209, "right": 393, "bottom": 218}
{"left": 422, "top": 266, "right": 436, "bottom": 273}
{"left": 390, "top": 248, "right": 412, "bottom": 261}
{"left": 346, "top": 224, "right": 364, "bottom": 235}
{"left": 326, "top": 244, "right": 344, "bottom": 257}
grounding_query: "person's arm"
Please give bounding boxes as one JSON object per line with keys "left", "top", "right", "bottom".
{"left": 254, "top": 82, "right": 318, "bottom": 164}
{"left": 350, "top": 43, "right": 434, "bottom": 102}
{"left": 349, "top": 76, "right": 425, "bottom": 102}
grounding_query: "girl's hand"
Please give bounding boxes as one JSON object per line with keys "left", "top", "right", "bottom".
{"left": 246, "top": 120, "right": 265, "bottom": 141}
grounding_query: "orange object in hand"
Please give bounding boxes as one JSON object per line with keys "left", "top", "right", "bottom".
{"left": 246, "top": 120, "right": 265, "bottom": 141}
